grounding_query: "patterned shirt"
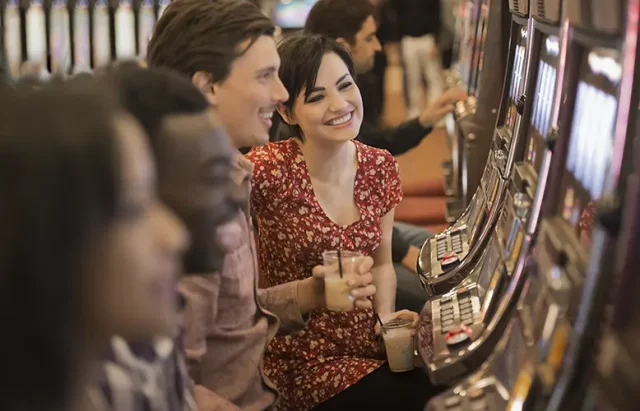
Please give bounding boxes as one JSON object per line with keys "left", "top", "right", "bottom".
{"left": 92, "top": 335, "right": 196, "bottom": 411}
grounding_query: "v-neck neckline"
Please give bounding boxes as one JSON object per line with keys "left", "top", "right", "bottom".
{"left": 290, "top": 139, "right": 363, "bottom": 228}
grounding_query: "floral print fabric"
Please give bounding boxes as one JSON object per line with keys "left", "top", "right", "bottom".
{"left": 246, "top": 139, "right": 403, "bottom": 410}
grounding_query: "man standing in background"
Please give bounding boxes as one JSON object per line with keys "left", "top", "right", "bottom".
{"left": 389, "top": 0, "right": 445, "bottom": 118}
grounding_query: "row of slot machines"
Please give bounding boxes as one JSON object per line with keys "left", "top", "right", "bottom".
{"left": 415, "top": 0, "right": 639, "bottom": 409}
{"left": 0, "top": 0, "right": 169, "bottom": 78}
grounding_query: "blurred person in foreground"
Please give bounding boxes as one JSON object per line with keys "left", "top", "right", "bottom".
{"left": 85, "top": 65, "right": 245, "bottom": 411}
{"left": 0, "top": 81, "right": 188, "bottom": 411}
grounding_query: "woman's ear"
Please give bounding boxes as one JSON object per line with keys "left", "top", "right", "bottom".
{"left": 191, "top": 71, "right": 216, "bottom": 106}
{"left": 277, "top": 104, "right": 297, "bottom": 125}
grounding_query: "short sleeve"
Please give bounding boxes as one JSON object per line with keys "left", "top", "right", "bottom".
{"left": 378, "top": 150, "right": 404, "bottom": 216}
{"left": 245, "top": 143, "right": 287, "bottom": 215}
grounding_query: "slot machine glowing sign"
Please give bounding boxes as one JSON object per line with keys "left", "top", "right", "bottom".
{"left": 49, "top": 0, "right": 71, "bottom": 74}
{"left": 92, "top": 0, "right": 111, "bottom": 68}
{"left": 3, "top": 0, "right": 22, "bottom": 77}
{"left": 137, "top": 0, "right": 156, "bottom": 58}
{"left": 73, "top": 0, "right": 91, "bottom": 73}
{"left": 115, "top": 0, "right": 136, "bottom": 59}
{"left": 26, "top": 0, "right": 48, "bottom": 74}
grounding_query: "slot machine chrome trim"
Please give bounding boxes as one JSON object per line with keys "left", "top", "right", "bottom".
{"left": 418, "top": 179, "right": 508, "bottom": 296}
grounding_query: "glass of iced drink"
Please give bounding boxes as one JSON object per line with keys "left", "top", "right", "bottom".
{"left": 382, "top": 318, "right": 415, "bottom": 372}
{"left": 322, "top": 250, "right": 362, "bottom": 312}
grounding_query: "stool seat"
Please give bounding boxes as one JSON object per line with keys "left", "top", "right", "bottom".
{"left": 395, "top": 196, "right": 448, "bottom": 225}
{"left": 402, "top": 178, "right": 446, "bottom": 197}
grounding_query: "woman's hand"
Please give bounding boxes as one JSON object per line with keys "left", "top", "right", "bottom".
{"left": 374, "top": 309, "right": 420, "bottom": 336}
{"left": 301, "top": 256, "right": 377, "bottom": 312}
{"left": 314, "top": 256, "right": 377, "bottom": 310}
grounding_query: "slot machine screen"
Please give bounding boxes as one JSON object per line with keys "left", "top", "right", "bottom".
{"left": 503, "top": 26, "right": 528, "bottom": 135}
{"left": 557, "top": 47, "right": 620, "bottom": 243}
{"left": 458, "top": 0, "right": 479, "bottom": 90}
{"left": 469, "top": 0, "right": 489, "bottom": 97}
{"left": 273, "top": 0, "right": 318, "bottom": 30}
{"left": 525, "top": 35, "right": 560, "bottom": 170}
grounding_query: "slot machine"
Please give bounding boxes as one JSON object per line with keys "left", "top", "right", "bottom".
{"left": 3, "top": 0, "right": 23, "bottom": 78}
{"left": 48, "top": 0, "right": 71, "bottom": 75}
{"left": 114, "top": 0, "right": 135, "bottom": 60}
{"left": 577, "top": 124, "right": 640, "bottom": 411}
{"left": 422, "top": 0, "right": 638, "bottom": 409}
{"left": 24, "top": 0, "right": 48, "bottom": 76}
{"left": 91, "top": 0, "right": 111, "bottom": 69}
{"left": 504, "top": 9, "right": 634, "bottom": 411}
{"left": 417, "top": 0, "right": 531, "bottom": 297}
{"left": 416, "top": 0, "right": 565, "bottom": 389}
{"left": 417, "top": 0, "right": 509, "bottom": 290}
{"left": 72, "top": 0, "right": 91, "bottom": 73}
{"left": 136, "top": 0, "right": 154, "bottom": 58}
{"left": 529, "top": 1, "right": 639, "bottom": 409}
{"left": 442, "top": 0, "right": 509, "bottom": 221}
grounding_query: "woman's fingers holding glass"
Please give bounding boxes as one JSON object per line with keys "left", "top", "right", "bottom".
{"left": 356, "top": 255, "right": 374, "bottom": 274}
{"left": 311, "top": 264, "right": 329, "bottom": 280}
{"left": 378, "top": 310, "right": 420, "bottom": 335}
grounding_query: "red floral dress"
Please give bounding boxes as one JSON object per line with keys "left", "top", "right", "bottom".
{"left": 246, "top": 139, "right": 403, "bottom": 410}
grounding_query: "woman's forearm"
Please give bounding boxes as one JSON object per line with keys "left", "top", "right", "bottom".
{"left": 371, "top": 263, "right": 397, "bottom": 316}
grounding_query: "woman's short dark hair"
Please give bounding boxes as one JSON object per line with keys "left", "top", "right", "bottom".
{"left": 0, "top": 83, "right": 122, "bottom": 410}
{"left": 147, "top": 0, "right": 275, "bottom": 82}
{"left": 276, "top": 33, "right": 356, "bottom": 140}
{"left": 304, "top": 0, "right": 375, "bottom": 45}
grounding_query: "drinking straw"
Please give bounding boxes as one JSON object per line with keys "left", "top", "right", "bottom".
{"left": 375, "top": 313, "right": 387, "bottom": 335}
{"left": 337, "top": 249, "right": 343, "bottom": 278}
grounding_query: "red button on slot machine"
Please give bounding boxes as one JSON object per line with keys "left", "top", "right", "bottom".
{"left": 445, "top": 326, "right": 473, "bottom": 346}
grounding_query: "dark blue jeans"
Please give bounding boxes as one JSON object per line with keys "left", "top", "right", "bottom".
{"left": 393, "top": 221, "right": 432, "bottom": 313}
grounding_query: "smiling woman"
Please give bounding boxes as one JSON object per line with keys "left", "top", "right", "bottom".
{"left": 246, "top": 33, "right": 441, "bottom": 410}
{"left": 275, "top": 35, "right": 360, "bottom": 142}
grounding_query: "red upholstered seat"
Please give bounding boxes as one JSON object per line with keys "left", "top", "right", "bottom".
{"left": 394, "top": 196, "right": 448, "bottom": 225}
{"left": 401, "top": 178, "right": 445, "bottom": 197}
